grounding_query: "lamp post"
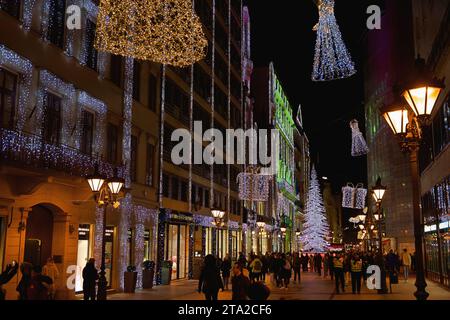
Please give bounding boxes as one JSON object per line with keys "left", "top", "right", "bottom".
{"left": 211, "top": 207, "right": 225, "bottom": 255}
{"left": 372, "top": 177, "right": 388, "bottom": 293}
{"left": 87, "top": 165, "right": 125, "bottom": 300}
{"left": 380, "top": 56, "right": 444, "bottom": 300}
{"left": 256, "top": 217, "right": 266, "bottom": 255}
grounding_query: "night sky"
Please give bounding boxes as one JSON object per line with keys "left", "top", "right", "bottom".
{"left": 244, "top": 0, "right": 382, "bottom": 192}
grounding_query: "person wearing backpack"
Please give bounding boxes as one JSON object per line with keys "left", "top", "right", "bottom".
{"left": 249, "top": 255, "right": 263, "bottom": 282}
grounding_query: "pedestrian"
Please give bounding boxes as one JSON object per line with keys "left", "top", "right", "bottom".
{"left": 249, "top": 255, "right": 263, "bottom": 282}
{"left": 315, "top": 253, "right": 323, "bottom": 276}
{"left": 42, "top": 257, "right": 59, "bottom": 299}
{"left": 221, "top": 254, "right": 232, "bottom": 290}
{"left": 16, "top": 262, "right": 33, "bottom": 300}
{"left": 261, "top": 253, "right": 269, "bottom": 282}
{"left": 274, "top": 254, "right": 284, "bottom": 288}
{"left": 401, "top": 248, "right": 411, "bottom": 282}
{"left": 27, "top": 265, "right": 53, "bottom": 300}
{"left": 281, "top": 254, "right": 291, "bottom": 289}
{"left": 231, "top": 262, "right": 251, "bottom": 300}
{"left": 344, "top": 253, "right": 351, "bottom": 285}
{"left": 82, "top": 258, "right": 98, "bottom": 300}
{"left": 350, "top": 254, "right": 362, "bottom": 294}
{"left": 238, "top": 252, "right": 247, "bottom": 269}
{"left": 333, "top": 254, "right": 345, "bottom": 294}
{"left": 329, "top": 253, "right": 334, "bottom": 280}
{"left": 293, "top": 252, "right": 301, "bottom": 283}
{"left": 0, "top": 261, "right": 18, "bottom": 300}
{"left": 323, "top": 253, "right": 329, "bottom": 279}
{"left": 301, "top": 253, "right": 308, "bottom": 272}
{"left": 198, "top": 254, "right": 224, "bottom": 301}
{"left": 309, "top": 254, "right": 315, "bottom": 272}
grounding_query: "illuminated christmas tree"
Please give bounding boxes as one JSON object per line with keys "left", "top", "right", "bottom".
{"left": 300, "top": 166, "right": 330, "bottom": 252}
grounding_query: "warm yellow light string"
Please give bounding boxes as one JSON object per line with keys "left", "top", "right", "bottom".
{"left": 95, "top": 0, "right": 208, "bottom": 67}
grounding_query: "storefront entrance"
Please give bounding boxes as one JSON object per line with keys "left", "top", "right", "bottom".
{"left": 24, "top": 205, "right": 54, "bottom": 267}
{"left": 166, "top": 224, "right": 189, "bottom": 280}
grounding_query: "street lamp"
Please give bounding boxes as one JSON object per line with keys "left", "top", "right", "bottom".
{"left": 86, "top": 165, "right": 125, "bottom": 300}
{"left": 380, "top": 58, "right": 444, "bottom": 300}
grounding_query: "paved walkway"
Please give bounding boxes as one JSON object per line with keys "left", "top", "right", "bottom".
{"left": 108, "top": 272, "right": 450, "bottom": 300}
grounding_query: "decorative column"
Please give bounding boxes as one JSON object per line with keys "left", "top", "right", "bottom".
{"left": 201, "top": 227, "right": 206, "bottom": 256}
{"left": 188, "top": 224, "right": 194, "bottom": 279}
{"left": 156, "top": 209, "right": 166, "bottom": 285}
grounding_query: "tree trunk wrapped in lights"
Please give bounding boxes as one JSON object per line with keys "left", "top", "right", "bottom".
{"left": 311, "top": 0, "right": 356, "bottom": 81}
{"left": 95, "top": 0, "right": 208, "bottom": 67}
{"left": 300, "top": 166, "right": 330, "bottom": 252}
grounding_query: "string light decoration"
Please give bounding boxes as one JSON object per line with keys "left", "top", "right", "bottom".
{"left": 354, "top": 184, "right": 367, "bottom": 210}
{"left": 0, "top": 45, "right": 33, "bottom": 131}
{"left": 350, "top": 119, "right": 369, "bottom": 157}
{"left": 93, "top": 206, "right": 105, "bottom": 270}
{"left": 311, "top": 0, "right": 356, "bottom": 81}
{"left": 300, "top": 166, "right": 330, "bottom": 252}
{"left": 22, "top": 0, "right": 37, "bottom": 31}
{"left": 95, "top": 0, "right": 208, "bottom": 67}
{"left": 341, "top": 183, "right": 367, "bottom": 209}
{"left": 237, "top": 172, "right": 272, "bottom": 201}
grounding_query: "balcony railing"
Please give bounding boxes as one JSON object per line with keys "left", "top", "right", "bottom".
{"left": 0, "top": 128, "right": 122, "bottom": 178}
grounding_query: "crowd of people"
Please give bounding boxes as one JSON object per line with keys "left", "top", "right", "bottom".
{"left": 198, "top": 247, "right": 416, "bottom": 300}
{"left": 0, "top": 257, "right": 59, "bottom": 300}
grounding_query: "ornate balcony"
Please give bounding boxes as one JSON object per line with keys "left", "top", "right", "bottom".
{"left": 0, "top": 128, "right": 123, "bottom": 179}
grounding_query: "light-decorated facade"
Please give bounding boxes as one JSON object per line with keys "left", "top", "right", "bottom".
{"left": 252, "top": 63, "right": 301, "bottom": 254}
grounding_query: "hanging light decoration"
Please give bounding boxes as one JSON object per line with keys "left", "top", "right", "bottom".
{"left": 95, "top": 0, "right": 208, "bottom": 67}
{"left": 311, "top": 0, "right": 356, "bottom": 81}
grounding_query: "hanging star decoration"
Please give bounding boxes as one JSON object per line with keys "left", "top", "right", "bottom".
{"left": 311, "top": 0, "right": 356, "bottom": 81}
{"left": 95, "top": 0, "right": 208, "bottom": 67}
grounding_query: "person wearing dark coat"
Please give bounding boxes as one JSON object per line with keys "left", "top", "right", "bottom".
{"left": 198, "top": 255, "right": 224, "bottom": 300}
{"left": 231, "top": 262, "right": 251, "bottom": 300}
{"left": 301, "top": 254, "right": 308, "bottom": 272}
{"left": 82, "top": 258, "right": 99, "bottom": 300}
{"left": 16, "top": 262, "right": 33, "bottom": 300}
{"left": 292, "top": 252, "right": 301, "bottom": 283}
{"left": 315, "top": 254, "right": 323, "bottom": 276}
{"left": 221, "top": 254, "right": 232, "bottom": 290}
{"left": 0, "top": 261, "right": 18, "bottom": 300}
{"left": 27, "top": 265, "right": 53, "bottom": 300}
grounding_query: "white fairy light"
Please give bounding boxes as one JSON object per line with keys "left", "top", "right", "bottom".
{"left": 22, "top": 0, "right": 37, "bottom": 32}
{"left": 93, "top": 206, "right": 104, "bottom": 270}
{"left": 300, "top": 166, "right": 330, "bottom": 252}
{"left": 312, "top": 0, "right": 356, "bottom": 81}
{"left": 350, "top": 119, "right": 369, "bottom": 157}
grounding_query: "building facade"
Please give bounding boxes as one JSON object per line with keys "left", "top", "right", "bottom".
{"left": 156, "top": 0, "right": 245, "bottom": 282}
{"left": 365, "top": 0, "right": 450, "bottom": 287}
{"left": 0, "top": 0, "right": 160, "bottom": 299}
{"left": 252, "top": 63, "right": 298, "bottom": 254}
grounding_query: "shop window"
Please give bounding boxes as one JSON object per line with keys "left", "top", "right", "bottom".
{"left": 75, "top": 224, "right": 91, "bottom": 292}
{"left": 42, "top": 92, "right": 62, "bottom": 144}
{"left": 0, "top": 0, "right": 20, "bottom": 18}
{"left": 46, "top": 0, "right": 66, "bottom": 49}
{"left": 0, "top": 68, "right": 17, "bottom": 129}
{"left": 80, "top": 109, "right": 94, "bottom": 155}
{"left": 104, "top": 226, "right": 114, "bottom": 288}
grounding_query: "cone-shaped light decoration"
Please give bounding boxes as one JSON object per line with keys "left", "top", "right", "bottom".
{"left": 95, "top": 0, "right": 208, "bottom": 67}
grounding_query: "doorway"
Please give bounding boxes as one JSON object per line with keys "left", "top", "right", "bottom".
{"left": 166, "top": 224, "right": 189, "bottom": 280}
{"left": 24, "top": 205, "right": 54, "bottom": 267}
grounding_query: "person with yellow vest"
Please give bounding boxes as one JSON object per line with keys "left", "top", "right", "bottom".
{"left": 350, "top": 254, "right": 363, "bottom": 294}
{"left": 333, "top": 254, "right": 345, "bottom": 294}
